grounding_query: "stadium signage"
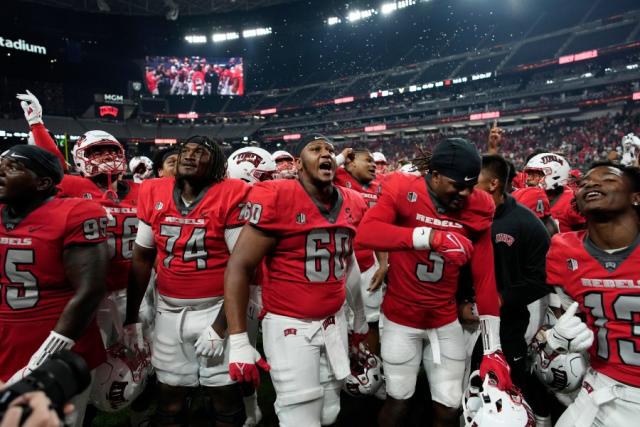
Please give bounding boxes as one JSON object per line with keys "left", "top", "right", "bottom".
{"left": 103, "top": 94, "right": 124, "bottom": 104}
{"left": 365, "top": 124, "right": 387, "bottom": 132}
{"left": 99, "top": 106, "right": 119, "bottom": 118}
{"left": 633, "top": 92, "right": 640, "bottom": 101}
{"left": 470, "top": 111, "right": 500, "bottom": 120}
{"left": 260, "top": 108, "right": 277, "bottom": 115}
{"left": 334, "top": 96, "right": 354, "bottom": 104}
{"left": 155, "top": 139, "right": 177, "bottom": 144}
{"left": 178, "top": 112, "right": 199, "bottom": 119}
{"left": 0, "top": 36, "right": 47, "bottom": 55}
{"left": 559, "top": 49, "right": 598, "bottom": 65}
{"left": 283, "top": 134, "right": 301, "bottom": 141}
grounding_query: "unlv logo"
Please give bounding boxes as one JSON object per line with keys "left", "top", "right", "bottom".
{"left": 108, "top": 381, "right": 128, "bottom": 410}
{"left": 540, "top": 155, "right": 563, "bottom": 165}
{"left": 99, "top": 105, "right": 119, "bottom": 118}
{"left": 233, "top": 152, "right": 263, "bottom": 168}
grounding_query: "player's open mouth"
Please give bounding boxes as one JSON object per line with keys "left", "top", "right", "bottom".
{"left": 584, "top": 190, "right": 604, "bottom": 201}
{"left": 319, "top": 161, "right": 333, "bottom": 172}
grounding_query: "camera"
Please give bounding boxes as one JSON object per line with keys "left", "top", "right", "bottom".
{"left": 0, "top": 350, "right": 91, "bottom": 425}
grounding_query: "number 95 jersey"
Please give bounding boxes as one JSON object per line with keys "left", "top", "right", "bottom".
{"left": 547, "top": 231, "right": 640, "bottom": 387}
{"left": 137, "top": 177, "right": 250, "bottom": 299}
{"left": 246, "top": 180, "right": 367, "bottom": 319}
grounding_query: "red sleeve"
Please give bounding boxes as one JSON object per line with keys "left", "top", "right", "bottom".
{"left": 245, "top": 182, "right": 280, "bottom": 232}
{"left": 31, "top": 123, "right": 68, "bottom": 172}
{"left": 64, "top": 201, "right": 108, "bottom": 246}
{"left": 471, "top": 227, "right": 500, "bottom": 316}
{"left": 224, "top": 180, "right": 251, "bottom": 229}
{"left": 356, "top": 175, "right": 414, "bottom": 251}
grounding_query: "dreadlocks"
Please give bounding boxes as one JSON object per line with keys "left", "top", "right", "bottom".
{"left": 177, "top": 135, "right": 227, "bottom": 184}
{"left": 412, "top": 144, "right": 432, "bottom": 174}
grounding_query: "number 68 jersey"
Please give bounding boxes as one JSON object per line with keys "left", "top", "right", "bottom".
{"left": 137, "top": 177, "right": 250, "bottom": 299}
{"left": 547, "top": 231, "right": 640, "bottom": 387}
{"left": 246, "top": 180, "right": 367, "bottom": 320}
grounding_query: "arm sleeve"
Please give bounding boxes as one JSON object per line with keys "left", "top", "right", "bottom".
{"left": 31, "top": 123, "right": 68, "bottom": 172}
{"left": 500, "top": 216, "right": 550, "bottom": 308}
{"left": 356, "top": 178, "right": 414, "bottom": 251}
{"left": 64, "top": 201, "right": 108, "bottom": 246}
{"left": 135, "top": 221, "right": 155, "bottom": 248}
{"left": 471, "top": 227, "right": 500, "bottom": 317}
{"left": 224, "top": 227, "right": 242, "bottom": 252}
{"left": 345, "top": 252, "right": 368, "bottom": 335}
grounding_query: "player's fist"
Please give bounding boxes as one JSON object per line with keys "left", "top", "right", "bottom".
{"left": 16, "top": 90, "right": 43, "bottom": 126}
{"left": 545, "top": 302, "right": 593, "bottom": 353}
{"left": 413, "top": 227, "right": 473, "bottom": 266}
{"left": 194, "top": 325, "right": 225, "bottom": 358}
{"left": 123, "top": 323, "right": 145, "bottom": 353}
{"left": 228, "top": 332, "right": 270, "bottom": 388}
{"left": 480, "top": 351, "right": 513, "bottom": 391}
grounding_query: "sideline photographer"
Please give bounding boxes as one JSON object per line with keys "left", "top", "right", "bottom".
{"left": 0, "top": 385, "right": 72, "bottom": 427}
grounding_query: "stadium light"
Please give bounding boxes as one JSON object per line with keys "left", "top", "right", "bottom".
{"left": 327, "top": 16, "right": 341, "bottom": 26}
{"left": 212, "top": 32, "right": 240, "bottom": 42}
{"left": 397, "top": 0, "right": 416, "bottom": 9}
{"left": 185, "top": 35, "right": 207, "bottom": 43}
{"left": 347, "top": 9, "right": 375, "bottom": 23}
{"left": 242, "top": 27, "right": 272, "bottom": 38}
{"left": 381, "top": 3, "right": 397, "bottom": 15}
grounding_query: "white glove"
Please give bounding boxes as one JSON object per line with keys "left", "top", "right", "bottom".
{"left": 228, "top": 332, "right": 270, "bottom": 387}
{"left": 16, "top": 90, "right": 43, "bottom": 126}
{"left": 123, "top": 322, "right": 145, "bottom": 352}
{"left": 545, "top": 302, "right": 594, "bottom": 353}
{"left": 7, "top": 331, "right": 75, "bottom": 385}
{"left": 194, "top": 325, "right": 225, "bottom": 358}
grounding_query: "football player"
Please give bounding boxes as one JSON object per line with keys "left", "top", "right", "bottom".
{"left": 524, "top": 153, "right": 585, "bottom": 233}
{"left": 153, "top": 146, "right": 179, "bottom": 178}
{"left": 125, "top": 136, "right": 249, "bottom": 427}
{"left": 272, "top": 150, "right": 297, "bottom": 179}
{"left": 224, "top": 134, "right": 369, "bottom": 427}
{"left": 334, "top": 147, "right": 387, "bottom": 354}
{"left": 357, "top": 138, "right": 512, "bottom": 427}
{"left": 372, "top": 152, "right": 388, "bottom": 176}
{"left": 0, "top": 145, "right": 109, "bottom": 427}
{"left": 544, "top": 161, "right": 640, "bottom": 427}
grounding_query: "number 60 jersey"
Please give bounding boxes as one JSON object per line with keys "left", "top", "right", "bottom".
{"left": 246, "top": 180, "right": 367, "bottom": 319}
{"left": 547, "top": 231, "right": 640, "bottom": 387}
{"left": 137, "top": 177, "right": 250, "bottom": 299}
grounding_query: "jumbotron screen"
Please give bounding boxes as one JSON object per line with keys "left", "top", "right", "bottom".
{"left": 144, "top": 56, "right": 244, "bottom": 96}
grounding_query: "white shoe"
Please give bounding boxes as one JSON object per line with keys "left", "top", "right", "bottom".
{"left": 243, "top": 395, "right": 262, "bottom": 427}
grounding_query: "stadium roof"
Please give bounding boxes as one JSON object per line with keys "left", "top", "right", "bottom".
{"left": 20, "top": 0, "right": 304, "bottom": 16}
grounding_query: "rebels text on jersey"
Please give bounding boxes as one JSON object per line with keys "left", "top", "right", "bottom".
{"left": 334, "top": 167, "right": 381, "bottom": 271}
{"left": 550, "top": 187, "right": 585, "bottom": 233}
{"left": 246, "top": 180, "right": 367, "bottom": 319}
{"left": 357, "top": 173, "right": 499, "bottom": 329}
{"left": 137, "top": 177, "right": 249, "bottom": 299}
{"left": 547, "top": 231, "right": 640, "bottom": 387}
{"left": 0, "top": 198, "right": 108, "bottom": 378}
{"left": 57, "top": 175, "right": 139, "bottom": 292}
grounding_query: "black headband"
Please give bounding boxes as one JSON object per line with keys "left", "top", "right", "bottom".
{"left": 1, "top": 145, "right": 64, "bottom": 184}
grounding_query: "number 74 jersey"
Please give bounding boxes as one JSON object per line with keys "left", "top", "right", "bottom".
{"left": 137, "top": 177, "right": 250, "bottom": 299}
{"left": 547, "top": 231, "right": 640, "bottom": 387}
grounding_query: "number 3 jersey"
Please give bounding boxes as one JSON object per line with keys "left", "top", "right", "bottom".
{"left": 0, "top": 198, "right": 108, "bottom": 379}
{"left": 547, "top": 231, "right": 640, "bottom": 387}
{"left": 246, "top": 180, "right": 368, "bottom": 319}
{"left": 137, "top": 177, "right": 250, "bottom": 299}
{"left": 57, "top": 174, "right": 139, "bottom": 292}
{"left": 357, "top": 172, "right": 499, "bottom": 329}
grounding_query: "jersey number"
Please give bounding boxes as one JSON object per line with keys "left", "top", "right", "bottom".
{"left": 416, "top": 252, "right": 445, "bottom": 283}
{"left": 0, "top": 249, "right": 38, "bottom": 310}
{"left": 106, "top": 216, "right": 138, "bottom": 260}
{"left": 305, "top": 229, "right": 352, "bottom": 282}
{"left": 583, "top": 292, "right": 640, "bottom": 367}
{"left": 160, "top": 225, "right": 208, "bottom": 270}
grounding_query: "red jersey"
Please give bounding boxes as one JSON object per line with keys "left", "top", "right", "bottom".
{"left": 246, "top": 180, "right": 367, "bottom": 319}
{"left": 547, "top": 231, "right": 640, "bottom": 387}
{"left": 357, "top": 173, "right": 499, "bottom": 329}
{"left": 334, "top": 168, "right": 381, "bottom": 271}
{"left": 57, "top": 175, "right": 139, "bottom": 292}
{"left": 549, "top": 187, "right": 585, "bottom": 233}
{"left": 513, "top": 187, "right": 550, "bottom": 219}
{"left": 0, "top": 198, "right": 108, "bottom": 379}
{"left": 512, "top": 171, "right": 527, "bottom": 190}
{"left": 145, "top": 71, "right": 157, "bottom": 92}
{"left": 137, "top": 177, "right": 249, "bottom": 299}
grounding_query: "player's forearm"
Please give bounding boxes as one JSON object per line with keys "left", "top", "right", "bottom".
{"left": 356, "top": 218, "right": 413, "bottom": 251}
{"left": 124, "top": 244, "right": 156, "bottom": 324}
{"left": 58, "top": 243, "right": 108, "bottom": 339}
{"left": 31, "top": 123, "right": 67, "bottom": 171}
{"left": 223, "top": 260, "right": 252, "bottom": 335}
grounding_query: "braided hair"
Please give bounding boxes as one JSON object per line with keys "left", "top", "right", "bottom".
{"left": 177, "top": 135, "right": 227, "bottom": 184}
{"left": 412, "top": 144, "right": 432, "bottom": 174}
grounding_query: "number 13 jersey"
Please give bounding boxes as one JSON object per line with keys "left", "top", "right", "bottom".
{"left": 246, "top": 180, "right": 367, "bottom": 319}
{"left": 547, "top": 231, "right": 640, "bottom": 387}
{"left": 137, "top": 177, "right": 250, "bottom": 299}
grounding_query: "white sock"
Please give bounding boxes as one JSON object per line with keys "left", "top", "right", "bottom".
{"left": 535, "top": 414, "right": 552, "bottom": 427}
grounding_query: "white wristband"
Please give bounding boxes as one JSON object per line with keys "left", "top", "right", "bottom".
{"left": 412, "top": 227, "right": 432, "bottom": 250}
{"left": 229, "top": 332, "right": 250, "bottom": 347}
{"left": 480, "top": 315, "right": 502, "bottom": 354}
{"left": 29, "top": 331, "right": 75, "bottom": 369}
{"left": 335, "top": 153, "right": 346, "bottom": 167}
